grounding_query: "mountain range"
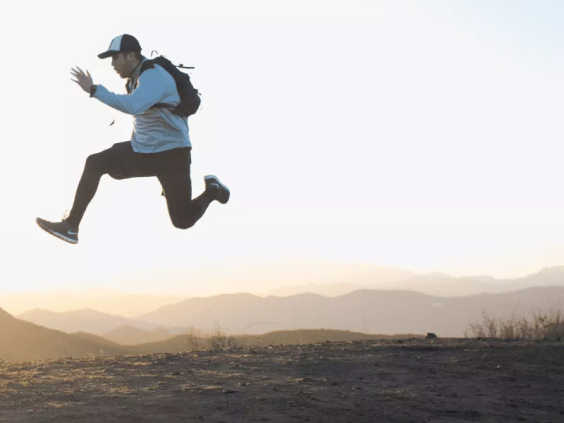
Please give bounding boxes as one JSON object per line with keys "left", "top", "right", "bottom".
{"left": 267, "top": 266, "right": 564, "bottom": 297}
{"left": 3, "top": 270, "right": 564, "bottom": 361}
{"left": 0, "top": 307, "right": 394, "bottom": 362}
{"left": 136, "top": 287, "right": 564, "bottom": 336}
{"left": 5, "top": 266, "right": 564, "bottom": 317}
{"left": 15, "top": 286, "right": 564, "bottom": 339}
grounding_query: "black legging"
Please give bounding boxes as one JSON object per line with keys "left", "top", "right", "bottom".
{"left": 67, "top": 141, "right": 215, "bottom": 229}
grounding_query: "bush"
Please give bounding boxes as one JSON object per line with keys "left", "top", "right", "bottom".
{"left": 207, "top": 326, "right": 238, "bottom": 350}
{"left": 466, "top": 310, "right": 564, "bottom": 341}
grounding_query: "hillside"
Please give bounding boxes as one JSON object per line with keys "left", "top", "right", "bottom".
{"left": 103, "top": 325, "right": 173, "bottom": 345}
{"left": 0, "top": 308, "right": 127, "bottom": 362}
{"left": 110, "top": 328, "right": 416, "bottom": 354}
{"left": 234, "top": 329, "right": 420, "bottom": 346}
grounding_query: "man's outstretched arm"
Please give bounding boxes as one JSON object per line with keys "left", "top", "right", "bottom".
{"left": 71, "top": 67, "right": 168, "bottom": 115}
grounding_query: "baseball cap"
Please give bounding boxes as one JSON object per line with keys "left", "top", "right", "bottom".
{"left": 98, "top": 34, "right": 141, "bottom": 59}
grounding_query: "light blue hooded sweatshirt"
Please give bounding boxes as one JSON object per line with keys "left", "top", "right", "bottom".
{"left": 92, "top": 57, "right": 191, "bottom": 153}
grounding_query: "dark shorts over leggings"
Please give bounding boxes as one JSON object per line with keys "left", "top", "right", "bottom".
{"left": 106, "top": 141, "right": 191, "bottom": 183}
{"left": 68, "top": 141, "right": 208, "bottom": 229}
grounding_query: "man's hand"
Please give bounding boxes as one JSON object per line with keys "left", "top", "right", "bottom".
{"left": 71, "top": 67, "right": 93, "bottom": 94}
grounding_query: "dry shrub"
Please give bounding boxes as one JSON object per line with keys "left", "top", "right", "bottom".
{"left": 184, "top": 327, "right": 202, "bottom": 350}
{"left": 466, "top": 310, "right": 564, "bottom": 341}
{"left": 208, "top": 326, "right": 238, "bottom": 350}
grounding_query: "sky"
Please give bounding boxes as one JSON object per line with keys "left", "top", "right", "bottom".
{"left": 2, "top": 0, "right": 564, "bottom": 302}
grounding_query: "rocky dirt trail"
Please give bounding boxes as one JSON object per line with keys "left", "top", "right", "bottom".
{"left": 0, "top": 339, "right": 563, "bottom": 422}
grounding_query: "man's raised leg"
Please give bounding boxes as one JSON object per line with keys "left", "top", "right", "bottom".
{"left": 36, "top": 143, "right": 128, "bottom": 244}
{"left": 159, "top": 170, "right": 229, "bottom": 230}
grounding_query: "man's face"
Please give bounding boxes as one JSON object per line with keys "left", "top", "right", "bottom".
{"left": 111, "top": 52, "right": 137, "bottom": 78}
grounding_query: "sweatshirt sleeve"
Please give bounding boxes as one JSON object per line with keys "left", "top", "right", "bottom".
{"left": 92, "top": 68, "right": 168, "bottom": 115}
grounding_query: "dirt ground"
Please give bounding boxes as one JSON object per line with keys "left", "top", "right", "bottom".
{"left": 0, "top": 339, "right": 563, "bottom": 422}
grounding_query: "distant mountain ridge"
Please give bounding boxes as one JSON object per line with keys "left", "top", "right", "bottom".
{"left": 266, "top": 266, "right": 415, "bottom": 296}
{"left": 137, "top": 286, "right": 564, "bottom": 337}
{"left": 3, "top": 291, "right": 182, "bottom": 317}
{"left": 265, "top": 266, "right": 564, "bottom": 297}
{"left": 13, "top": 267, "right": 564, "bottom": 339}
{"left": 17, "top": 308, "right": 161, "bottom": 336}
{"left": 393, "top": 265, "right": 564, "bottom": 296}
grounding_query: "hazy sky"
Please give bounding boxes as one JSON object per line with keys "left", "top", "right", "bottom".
{"left": 2, "top": 0, "right": 564, "bottom": 297}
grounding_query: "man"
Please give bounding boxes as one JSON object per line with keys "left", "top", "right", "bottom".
{"left": 36, "top": 34, "right": 229, "bottom": 244}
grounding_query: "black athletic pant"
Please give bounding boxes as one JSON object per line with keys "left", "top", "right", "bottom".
{"left": 67, "top": 141, "right": 214, "bottom": 229}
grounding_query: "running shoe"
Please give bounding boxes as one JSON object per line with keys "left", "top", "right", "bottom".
{"left": 204, "top": 175, "right": 230, "bottom": 204}
{"left": 36, "top": 218, "right": 79, "bottom": 244}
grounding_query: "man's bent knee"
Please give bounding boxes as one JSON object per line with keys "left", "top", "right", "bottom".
{"left": 171, "top": 217, "right": 197, "bottom": 230}
{"left": 84, "top": 153, "right": 107, "bottom": 175}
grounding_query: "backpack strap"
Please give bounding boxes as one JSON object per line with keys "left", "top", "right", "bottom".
{"left": 140, "top": 60, "right": 155, "bottom": 74}
{"left": 124, "top": 56, "right": 198, "bottom": 116}
{"left": 125, "top": 59, "right": 155, "bottom": 94}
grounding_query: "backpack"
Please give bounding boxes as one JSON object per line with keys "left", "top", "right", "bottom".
{"left": 133, "top": 56, "right": 201, "bottom": 117}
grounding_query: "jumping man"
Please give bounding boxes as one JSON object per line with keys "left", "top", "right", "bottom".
{"left": 36, "top": 34, "right": 229, "bottom": 244}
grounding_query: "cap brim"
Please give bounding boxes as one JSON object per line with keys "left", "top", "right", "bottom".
{"left": 98, "top": 50, "right": 118, "bottom": 59}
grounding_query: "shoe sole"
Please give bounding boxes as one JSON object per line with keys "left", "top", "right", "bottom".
{"left": 36, "top": 218, "right": 78, "bottom": 245}
{"left": 204, "top": 175, "right": 230, "bottom": 204}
